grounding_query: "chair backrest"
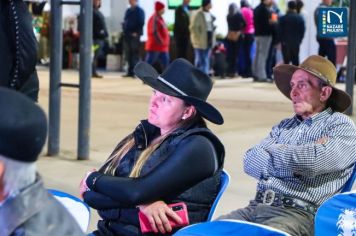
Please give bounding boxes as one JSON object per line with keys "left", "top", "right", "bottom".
{"left": 48, "top": 189, "right": 90, "bottom": 232}
{"left": 206, "top": 169, "right": 230, "bottom": 221}
{"left": 315, "top": 191, "right": 356, "bottom": 236}
{"left": 341, "top": 164, "right": 356, "bottom": 192}
{"left": 173, "top": 220, "right": 291, "bottom": 236}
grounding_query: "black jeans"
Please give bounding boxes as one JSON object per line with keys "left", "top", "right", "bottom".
{"left": 240, "top": 34, "right": 254, "bottom": 77}
{"left": 123, "top": 34, "right": 141, "bottom": 76}
{"left": 317, "top": 38, "right": 336, "bottom": 66}
{"left": 281, "top": 43, "right": 300, "bottom": 66}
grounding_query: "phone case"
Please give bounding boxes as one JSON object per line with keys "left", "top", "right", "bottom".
{"left": 138, "top": 202, "right": 189, "bottom": 233}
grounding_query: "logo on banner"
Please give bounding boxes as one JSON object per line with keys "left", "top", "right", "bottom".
{"left": 318, "top": 7, "right": 348, "bottom": 38}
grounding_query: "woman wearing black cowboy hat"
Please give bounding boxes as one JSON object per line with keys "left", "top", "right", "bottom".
{"left": 80, "top": 58, "right": 225, "bottom": 236}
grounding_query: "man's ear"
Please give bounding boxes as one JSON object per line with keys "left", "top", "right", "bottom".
{"left": 320, "top": 86, "right": 333, "bottom": 102}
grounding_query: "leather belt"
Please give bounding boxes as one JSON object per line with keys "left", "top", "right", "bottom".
{"left": 255, "top": 190, "right": 317, "bottom": 215}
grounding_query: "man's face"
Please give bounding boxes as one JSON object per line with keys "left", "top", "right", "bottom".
{"left": 183, "top": 0, "right": 191, "bottom": 5}
{"left": 93, "top": 0, "right": 101, "bottom": 8}
{"left": 129, "top": 0, "right": 137, "bottom": 6}
{"left": 290, "top": 69, "right": 328, "bottom": 119}
{"left": 323, "top": 0, "right": 333, "bottom": 6}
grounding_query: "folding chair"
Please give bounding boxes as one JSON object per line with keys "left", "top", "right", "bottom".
{"left": 206, "top": 169, "right": 230, "bottom": 221}
{"left": 48, "top": 189, "right": 90, "bottom": 232}
{"left": 173, "top": 220, "right": 291, "bottom": 236}
{"left": 315, "top": 191, "right": 356, "bottom": 236}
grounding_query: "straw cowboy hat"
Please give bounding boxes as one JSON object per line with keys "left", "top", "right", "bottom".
{"left": 273, "top": 55, "right": 351, "bottom": 112}
{"left": 134, "top": 58, "right": 223, "bottom": 125}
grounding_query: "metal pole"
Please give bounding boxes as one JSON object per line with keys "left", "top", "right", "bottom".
{"left": 345, "top": 1, "right": 356, "bottom": 115}
{"left": 48, "top": 0, "right": 63, "bottom": 156}
{"left": 77, "top": 0, "right": 93, "bottom": 160}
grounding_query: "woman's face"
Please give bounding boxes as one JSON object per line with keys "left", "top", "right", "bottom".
{"left": 148, "top": 90, "right": 190, "bottom": 135}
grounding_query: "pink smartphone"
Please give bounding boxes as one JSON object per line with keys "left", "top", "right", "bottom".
{"left": 138, "top": 202, "right": 189, "bottom": 233}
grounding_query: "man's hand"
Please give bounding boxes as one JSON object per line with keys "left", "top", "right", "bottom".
{"left": 138, "top": 201, "right": 183, "bottom": 234}
{"left": 315, "top": 137, "right": 328, "bottom": 145}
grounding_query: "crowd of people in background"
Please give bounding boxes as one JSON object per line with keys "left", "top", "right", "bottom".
{"left": 29, "top": 0, "right": 345, "bottom": 83}
{"left": 117, "top": 0, "right": 308, "bottom": 82}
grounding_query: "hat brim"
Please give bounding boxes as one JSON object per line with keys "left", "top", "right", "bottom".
{"left": 273, "top": 64, "right": 351, "bottom": 113}
{"left": 134, "top": 62, "right": 224, "bottom": 125}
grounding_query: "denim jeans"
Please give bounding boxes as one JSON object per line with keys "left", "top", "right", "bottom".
{"left": 194, "top": 48, "right": 211, "bottom": 75}
{"left": 218, "top": 200, "right": 314, "bottom": 236}
{"left": 145, "top": 51, "right": 170, "bottom": 71}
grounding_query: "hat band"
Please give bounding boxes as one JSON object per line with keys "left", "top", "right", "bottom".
{"left": 157, "top": 76, "right": 187, "bottom": 96}
{"left": 301, "top": 66, "right": 332, "bottom": 85}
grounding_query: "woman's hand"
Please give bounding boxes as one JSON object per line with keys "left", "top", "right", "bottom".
{"left": 79, "top": 169, "right": 96, "bottom": 198}
{"left": 138, "top": 201, "right": 183, "bottom": 234}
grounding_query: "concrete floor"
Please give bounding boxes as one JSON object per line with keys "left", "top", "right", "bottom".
{"left": 35, "top": 67, "right": 356, "bottom": 233}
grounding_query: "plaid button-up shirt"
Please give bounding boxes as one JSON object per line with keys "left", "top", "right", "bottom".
{"left": 244, "top": 108, "right": 356, "bottom": 206}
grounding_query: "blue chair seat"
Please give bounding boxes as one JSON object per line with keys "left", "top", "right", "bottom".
{"left": 48, "top": 189, "right": 90, "bottom": 232}
{"left": 315, "top": 191, "right": 356, "bottom": 236}
{"left": 174, "top": 220, "right": 291, "bottom": 236}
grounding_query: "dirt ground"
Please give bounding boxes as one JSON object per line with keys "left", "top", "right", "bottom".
{"left": 35, "top": 67, "right": 356, "bottom": 232}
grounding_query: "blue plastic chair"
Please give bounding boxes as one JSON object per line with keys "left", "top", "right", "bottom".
{"left": 315, "top": 191, "right": 356, "bottom": 236}
{"left": 340, "top": 164, "right": 356, "bottom": 192}
{"left": 206, "top": 169, "right": 230, "bottom": 221}
{"left": 48, "top": 189, "right": 90, "bottom": 232}
{"left": 174, "top": 220, "right": 291, "bottom": 236}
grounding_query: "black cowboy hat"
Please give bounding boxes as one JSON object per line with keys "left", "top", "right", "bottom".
{"left": 274, "top": 55, "right": 351, "bottom": 112}
{"left": 134, "top": 58, "right": 224, "bottom": 125}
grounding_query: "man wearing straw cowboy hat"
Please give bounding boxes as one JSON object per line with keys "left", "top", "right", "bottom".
{"left": 219, "top": 55, "right": 356, "bottom": 236}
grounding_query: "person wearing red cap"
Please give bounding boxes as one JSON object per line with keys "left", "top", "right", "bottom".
{"left": 145, "top": 1, "right": 170, "bottom": 73}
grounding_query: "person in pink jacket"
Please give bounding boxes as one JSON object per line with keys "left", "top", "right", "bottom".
{"left": 240, "top": 0, "right": 255, "bottom": 78}
{"left": 145, "top": 1, "right": 170, "bottom": 72}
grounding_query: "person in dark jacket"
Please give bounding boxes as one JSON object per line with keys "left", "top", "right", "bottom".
{"left": 81, "top": 58, "right": 225, "bottom": 236}
{"left": 279, "top": 1, "right": 305, "bottom": 65}
{"left": 226, "top": 3, "right": 246, "bottom": 77}
{"left": 92, "top": 0, "right": 108, "bottom": 78}
{"left": 0, "top": 0, "right": 39, "bottom": 101}
{"left": 314, "top": 0, "right": 336, "bottom": 66}
{"left": 253, "top": 0, "right": 275, "bottom": 82}
{"left": 122, "top": 0, "right": 145, "bottom": 77}
{"left": 174, "top": 0, "right": 191, "bottom": 60}
{"left": 0, "top": 87, "right": 84, "bottom": 236}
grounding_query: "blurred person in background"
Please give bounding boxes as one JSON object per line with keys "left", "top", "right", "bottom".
{"left": 174, "top": 0, "right": 191, "bottom": 60}
{"left": 145, "top": 1, "right": 170, "bottom": 72}
{"left": 190, "top": 0, "right": 215, "bottom": 75}
{"left": 314, "top": 0, "right": 336, "bottom": 65}
{"left": 225, "top": 3, "right": 246, "bottom": 78}
{"left": 92, "top": 0, "right": 108, "bottom": 78}
{"left": 253, "top": 0, "right": 275, "bottom": 82}
{"left": 279, "top": 0, "right": 305, "bottom": 65}
{"left": 239, "top": 0, "right": 255, "bottom": 78}
{"left": 122, "top": 0, "right": 145, "bottom": 77}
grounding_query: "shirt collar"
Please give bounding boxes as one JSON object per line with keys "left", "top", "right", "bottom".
{"left": 294, "top": 107, "right": 333, "bottom": 126}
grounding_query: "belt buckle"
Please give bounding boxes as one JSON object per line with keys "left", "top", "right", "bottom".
{"left": 262, "top": 189, "right": 275, "bottom": 205}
